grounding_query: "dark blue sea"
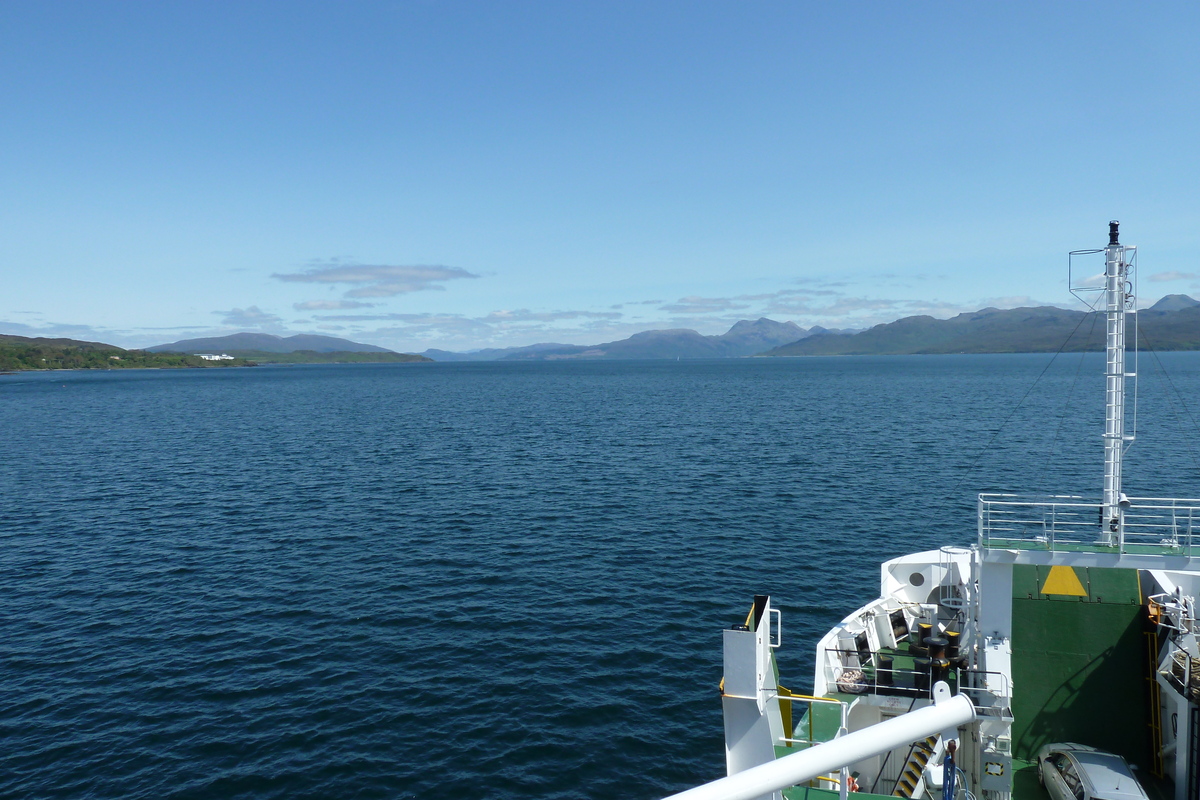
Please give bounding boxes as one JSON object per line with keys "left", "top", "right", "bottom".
{"left": 5, "top": 354, "right": 1200, "bottom": 799}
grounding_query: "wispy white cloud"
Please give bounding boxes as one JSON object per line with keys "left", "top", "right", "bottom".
{"left": 4, "top": 278, "right": 1093, "bottom": 355}
{"left": 214, "top": 305, "right": 284, "bottom": 329}
{"left": 293, "top": 299, "right": 375, "bottom": 311}
{"left": 861, "top": 272, "right": 948, "bottom": 289}
{"left": 344, "top": 314, "right": 496, "bottom": 348}
{"left": 0, "top": 319, "right": 209, "bottom": 349}
{"left": 484, "top": 309, "right": 622, "bottom": 323}
{"left": 273, "top": 263, "right": 479, "bottom": 298}
{"left": 659, "top": 296, "right": 751, "bottom": 313}
{"left": 0, "top": 320, "right": 116, "bottom": 342}
{"left": 309, "top": 307, "right": 630, "bottom": 347}
{"left": 1148, "top": 271, "right": 1199, "bottom": 283}
{"left": 735, "top": 288, "right": 839, "bottom": 302}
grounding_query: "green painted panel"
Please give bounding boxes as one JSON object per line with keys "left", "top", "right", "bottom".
{"left": 1085, "top": 566, "right": 1142, "bottom": 604}
{"left": 1014, "top": 565, "right": 1142, "bottom": 604}
{"left": 811, "top": 700, "right": 843, "bottom": 741}
{"left": 791, "top": 700, "right": 845, "bottom": 750}
{"left": 1012, "top": 565, "right": 1041, "bottom": 599}
{"left": 1010, "top": 591, "right": 1149, "bottom": 769}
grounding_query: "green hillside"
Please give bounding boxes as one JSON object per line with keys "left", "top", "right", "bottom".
{"left": 0, "top": 335, "right": 253, "bottom": 371}
{"left": 0, "top": 334, "right": 434, "bottom": 371}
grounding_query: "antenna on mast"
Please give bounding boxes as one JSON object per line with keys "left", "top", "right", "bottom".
{"left": 1100, "top": 221, "right": 1135, "bottom": 546}
{"left": 1068, "top": 222, "right": 1138, "bottom": 547}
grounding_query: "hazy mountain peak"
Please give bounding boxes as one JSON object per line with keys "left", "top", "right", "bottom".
{"left": 627, "top": 328, "right": 703, "bottom": 339}
{"left": 725, "top": 317, "right": 804, "bottom": 335}
{"left": 1149, "top": 294, "right": 1200, "bottom": 312}
{"left": 147, "top": 332, "right": 393, "bottom": 354}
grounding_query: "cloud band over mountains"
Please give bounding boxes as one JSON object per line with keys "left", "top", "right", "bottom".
{"left": 273, "top": 263, "right": 479, "bottom": 298}
{"left": 293, "top": 300, "right": 376, "bottom": 311}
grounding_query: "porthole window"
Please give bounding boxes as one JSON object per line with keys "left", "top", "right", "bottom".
{"left": 909, "top": 572, "right": 925, "bottom": 587}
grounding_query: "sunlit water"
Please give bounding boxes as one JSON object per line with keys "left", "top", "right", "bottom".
{"left": 4, "top": 354, "right": 1200, "bottom": 799}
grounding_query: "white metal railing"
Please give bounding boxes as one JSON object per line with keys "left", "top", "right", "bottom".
{"left": 978, "top": 493, "right": 1200, "bottom": 555}
{"left": 823, "top": 646, "right": 1010, "bottom": 710}
{"left": 774, "top": 693, "right": 848, "bottom": 748}
{"left": 662, "top": 688, "right": 975, "bottom": 800}
{"left": 824, "top": 648, "right": 935, "bottom": 698}
{"left": 717, "top": 691, "right": 848, "bottom": 747}
{"left": 1162, "top": 640, "right": 1200, "bottom": 703}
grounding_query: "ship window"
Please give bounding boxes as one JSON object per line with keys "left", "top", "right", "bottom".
{"left": 909, "top": 572, "right": 925, "bottom": 587}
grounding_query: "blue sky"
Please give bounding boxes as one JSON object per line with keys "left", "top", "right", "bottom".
{"left": 3, "top": 1, "right": 1199, "bottom": 352}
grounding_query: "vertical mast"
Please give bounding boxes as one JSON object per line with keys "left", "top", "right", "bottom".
{"left": 1101, "top": 220, "right": 1130, "bottom": 545}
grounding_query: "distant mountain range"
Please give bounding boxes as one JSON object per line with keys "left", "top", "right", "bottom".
{"left": 144, "top": 332, "right": 431, "bottom": 363}
{"left": 419, "top": 342, "right": 578, "bottom": 362}
{"left": 148, "top": 332, "right": 395, "bottom": 354}
{"left": 420, "top": 318, "right": 855, "bottom": 361}
{"left": 763, "top": 294, "right": 1200, "bottom": 357}
{"left": 20, "top": 293, "right": 1200, "bottom": 370}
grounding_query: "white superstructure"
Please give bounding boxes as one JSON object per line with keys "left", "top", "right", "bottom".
{"left": 663, "top": 223, "right": 1200, "bottom": 800}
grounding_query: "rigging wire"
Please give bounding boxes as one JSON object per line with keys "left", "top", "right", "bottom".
{"left": 1135, "top": 329, "right": 1200, "bottom": 475}
{"left": 1048, "top": 310, "right": 1101, "bottom": 455}
{"left": 937, "top": 307, "right": 1099, "bottom": 507}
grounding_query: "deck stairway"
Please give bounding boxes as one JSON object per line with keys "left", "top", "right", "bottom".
{"left": 892, "top": 736, "right": 940, "bottom": 799}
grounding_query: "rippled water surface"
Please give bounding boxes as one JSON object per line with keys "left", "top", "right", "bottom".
{"left": 5, "top": 355, "right": 1200, "bottom": 799}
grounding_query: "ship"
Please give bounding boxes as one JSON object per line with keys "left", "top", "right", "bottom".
{"left": 664, "top": 223, "right": 1200, "bottom": 800}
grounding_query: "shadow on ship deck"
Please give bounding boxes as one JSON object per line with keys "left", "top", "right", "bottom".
{"left": 1010, "top": 564, "right": 1174, "bottom": 800}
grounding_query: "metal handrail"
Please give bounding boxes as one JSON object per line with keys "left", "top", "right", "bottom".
{"left": 958, "top": 667, "right": 1012, "bottom": 700}
{"left": 771, "top": 692, "right": 849, "bottom": 751}
{"left": 823, "top": 647, "right": 957, "bottom": 699}
{"left": 820, "top": 648, "right": 1015, "bottom": 719}
{"left": 1164, "top": 642, "right": 1200, "bottom": 702}
{"left": 978, "top": 493, "right": 1200, "bottom": 554}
